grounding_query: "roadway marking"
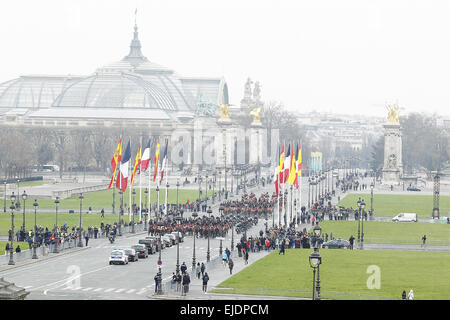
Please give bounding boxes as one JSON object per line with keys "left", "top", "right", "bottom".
{"left": 82, "top": 287, "right": 93, "bottom": 291}
{"left": 93, "top": 288, "right": 103, "bottom": 292}
{"left": 104, "top": 288, "right": 115, "bottom": 293}
{"left": 115, "top": 288, "right": 125, "bottom": 293}
{"left": 126, "top": 289, "right": 136, "bottom": 294}
{"left": 136, "top": 288, "right": 147, "bottom": 295}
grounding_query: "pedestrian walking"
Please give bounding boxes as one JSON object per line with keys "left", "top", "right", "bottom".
{"left": 15, "top": 245, "right": 21, "bottom": 253}
{"left": 5, "top": 243, "right": 9, "bottom": 255}
{"left": 171, "top": 272, "right": 177, "bottom": 290}
{"left": 154, "top": 274, "right": 159, "bottom": 293}
{"left": 222, "top": 251, "right": 228, "bottom": 266}
{"left": 228, "top": 258, "right": 234, "bottom": 275}
{"left": 84, "top": 234, "right": 89, "bottom": 246}
{"left": 196, "top": 262, "right": 201, "bottom": 279}
{"left": 176, "top": 273, "right": 182, "bottom": 292}
{"left": 181, "top": 261, "right": 187, "bottom": 274}
{"left": 201, "top": 262, "right": 206, "bottom": 277}
{"left": 349, "top": 235, "right": 355, "bottom": 250}
{"left": 408, "top": 289, "right": 414, "bottom": 300}
{"left": 202, "top": 272, "right": 209, "bottom": 293}
{"left": 278, "top": 241, "right": 285, "bottom": 255}
{"left": 402, "top": 290, "right": 407, "bottom": 300}
{"left": 101, "top": 209, "right": 105, "bottom": 218}
{"left": 244, "top": 248, "right": 249, "bottom": 264}
{"left": 182, "top": 272, "right": 191, "bottom": 296}
{"left": 421, "top": 235, "right": 426, "bottom": 247}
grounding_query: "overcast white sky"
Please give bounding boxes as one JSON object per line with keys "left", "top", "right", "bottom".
{"left": 1, "top": 0, "right": 450, "bottom": 117}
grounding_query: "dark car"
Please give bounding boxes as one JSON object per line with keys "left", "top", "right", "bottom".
{"left": 131, "top": 244, "right": 148, "bottom": 258}
{"left": 138, "top": 239, "right": 157, "bottom": 254}
{"left": 145, "top": 236, "right": 165, "bottom": 251}
{"left": 322, "top": 238, "right": 349, "bottom": 249}
{"left": 123, "top": 248, "right": 138, "bottom": 262}
{"left": 407, "top": 186, "right": 421, "bottom": 191}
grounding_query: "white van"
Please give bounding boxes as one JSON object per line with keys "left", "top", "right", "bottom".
{"left": 392, "top": 213, "right": 417, "bottom": 222}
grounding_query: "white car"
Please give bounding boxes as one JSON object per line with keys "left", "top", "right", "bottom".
{"left": 392, "top": 213, "right": 417, "bottom": 222}
{"left": 109, "top": 250, "right": 128, "bottom": 265}
{"left": 165, "top": 233, "right": 177, "bottom": 245}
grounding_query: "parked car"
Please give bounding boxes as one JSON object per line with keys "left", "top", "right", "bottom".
{"left": 109, "top": 250, "right": 128, "bottom": 265}
{"left": 123, "top": 248, "right": 138, "bottom": 262}
{"left": 145, "top": 236, "right": 164, "bottom": 251}
{"left": 131, "top": 245, "right": 148, "bottom": 258}
{"left": 392, "top": 213, "right": 417, "bottom": 222}
{"left": 407, "top": 186, "right": 421, "bottom": 191}
{"left": 322, "top": 238, "right": 349, "bottom": 249}
{"left": 165, "top": 233, "right": 177, "bottom": 245}
{"left": 138, "top": 239, "right": 157, "bottom": 254}
{"left": 162, "top": 235, "right": 172, "bottom": 247}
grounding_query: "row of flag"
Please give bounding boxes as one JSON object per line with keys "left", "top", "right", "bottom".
{"left": 274, "top": 143, "right": 302, "bottom": 196}
{"left": 107, "top": 138, "right": 168, "bottom": 192}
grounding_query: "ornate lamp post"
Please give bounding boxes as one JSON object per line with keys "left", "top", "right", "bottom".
{"left": 21, "top": 191, "right": 27, "bottom": 233}
{"left": 191, "top": 210, "right": 198, "bottom": 272}
{"left": 53, "top": 197, "right": 60, "bottom": 253}
{"left": 144, "top": 188, "right": 148, "bottom": 231}
{"left": 217, "top": 237, "right": 224, "bottom": 256}
{"left": 118, "top": 190, "right": 123, "bottom": 236}
{"left": 360, "top": 199, "right": 366, "bottom": 249}
{"left": 175, "top": 215, "right": 182, "bottom": 275}
{"left": 309, "top": 224, "right": 322, "bottom": 300}
{"left": 231, "top": 219, "right": 234, "bottom": 251}
{"left": 3, "top": 181, "right": 6, "bottom": 213}
{"left": 157, "top": 222, "right": 163, "bottom": 295}
{"left": 205, "top": 175, "right": 208, "bottom": 207}
{"left": 156, "top": 185, "right": 160, "bottom": 219}
{"left": 32, "top": 199, "right": 38, "bottom": 259}
{"left": 176, "top": 180, "right": 180, "bottom": 211}
{"left": 131, "top": 189, "right": 136, "bottom": 233}
{"left": 78, "top": 194, "right": 84, "bottom": 247}
{"left": 8, "top": 193, "right": 16, "bottom": 265}
{"left": 206, "top": 206, "right": 212, "bottom": 262}
{"left": 370, "top": 183, "right": 374, "bottom": 218}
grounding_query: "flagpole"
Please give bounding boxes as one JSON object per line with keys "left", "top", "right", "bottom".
{"left": 129, "top": 138, "right": 132, "bottom": 222}
{"left": 139, "top": 136, "right": 142, "bottom": 223}
{"left": 147, "top": 139, "right": 152, "bottom": 221}
{"left": 165, "top": 139, "right": 169, "bottom": 217}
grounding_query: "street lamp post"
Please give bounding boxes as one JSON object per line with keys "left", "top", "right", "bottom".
{"left": 176, "top": 180, "right": 180, "bottom": 212}
{"left": 144, "top": 188, "right": 148, "bottom": 231}
{"left": 32, "top": 199, "right": 38, "bottom": 259}
{"left": 231, "top": 220, "right": 234, "bottom": 251}
{"left": 205, "top": 175, "right": 208, "bottom": 208}
{"left": 3, "top": 182, "right": 6, "bottom": 213}
{"left": 131, "top": 189, "right": 136, "bottom": 233}
{"left": 309, "top": 224, "right": 322, "bottom": 300}
{"left": 119, "top": 190, "right": 123, "bottom": 236}
{"left": 157, "top": 228, "right": 163, "bottom": 295}
{"left": 53, "top": 197, "right": 60, "bottom": 253}
{"left": 192, "top": 211, "right": 198, "bottom": 272}
{"left": 357, "top": 198, "right": 361, "bottom": 246}
{"left": 156, "top": 185, "right": 160, "bottom": 219}
{"left": 175, "top": 215, "right": 182, "bottom": 275}
{"left": 370, "top": 183, "right": 374, "bottom": 219}
{"left": 206, "top": 206, "right": 212, "bottom": 262}
{"left": 8, "top": 195, "right": 16, "bottom": 265}
{"left": 78, "top": 194, "right": 84, "bottom": 247}
{"left": 21, "top": 191, "right": 27, "bottom": 234}
{"left": 360, "top": 199, "right": 366, "bottom": 249}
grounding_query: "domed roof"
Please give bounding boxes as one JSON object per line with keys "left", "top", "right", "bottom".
{"left": 52, "top": 72, "right": 176, "bottom": 110}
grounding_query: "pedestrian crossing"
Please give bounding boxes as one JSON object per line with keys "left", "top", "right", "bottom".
{"left": 22, "top": 284, "right": 149, "bottom": 295}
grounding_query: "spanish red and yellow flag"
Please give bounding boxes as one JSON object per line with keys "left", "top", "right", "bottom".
{"left": 130, "top": 144, "right": 141, "bottom": 188}
{"left": 153, "top": 139, "right": 160, "bottom": 182}
{"left": 294, "top": 144, "right": 302, "bottom": 189}
{"left": 289, "top": 143, "right": 297, "bottom": 185}
{"left": 108, "top": 139, "right": 122, "bottom": 189}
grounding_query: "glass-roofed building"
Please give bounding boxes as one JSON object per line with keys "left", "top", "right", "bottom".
{"left": 0, "top": 23, "right": 229, "bottom": 129}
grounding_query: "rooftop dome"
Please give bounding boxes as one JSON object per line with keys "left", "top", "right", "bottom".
{"left": 52, "top": 72, "right": 176, "bottom": 110}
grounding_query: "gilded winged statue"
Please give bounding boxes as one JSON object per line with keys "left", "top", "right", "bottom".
{"left": 218, "top": 104, "right": 231, "bottom": 120}
{"left": 250, "top": 107, "right": 262, "bottom": 125}
{"left": 386, "top": 104, "right": 400, "bottom": 124}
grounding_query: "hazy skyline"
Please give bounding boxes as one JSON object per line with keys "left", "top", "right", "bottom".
{"left": 1, "top": 0, "right": 450, "bottom": 117}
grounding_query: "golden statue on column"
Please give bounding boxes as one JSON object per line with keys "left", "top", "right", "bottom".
{"left": 386, "top": 104, "right": 400, "bottom": 124}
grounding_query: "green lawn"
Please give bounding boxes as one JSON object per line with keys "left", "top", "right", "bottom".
{"left": 338, "top": 193, "right": 450, "bottom": 219}
{"left": 0, "top": 241, "right": 29, "bottom": 255}
{"left": 1, "top": 188, "right": 214, "bottom": 211}
{"left": 0, "top": 212, "right": 121, "bottom": 235}
{"left": 319, "top": 220, "right": 450, "bottom": 245}
{"left": 214, "top": 250, "right": 450, "bottom": 300}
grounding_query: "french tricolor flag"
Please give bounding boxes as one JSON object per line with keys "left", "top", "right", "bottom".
{"left": 140, "top": 139, "right": 151, "bottom": 172}
{"left": 160, "top": 139, "right": 168, "bottom": 183}
{"left": 116, "top": 140, "right": 131, "bottom": 192}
